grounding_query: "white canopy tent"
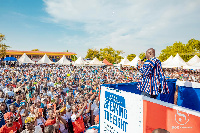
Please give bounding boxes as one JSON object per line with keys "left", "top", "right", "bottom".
{"left": 162, "top": 55, "right": 174, "bottom": 66}
{"left": 74, "top": 56, "right": 86, "bottom": 66}
{"left": 186, "top": 55, "right": 200, "bottom": 66}
{"left": 18, "top": 53, "right": 35, "bottom": 64}
{"left": 118, "top": 56, "right": 130, "bottom": 66}
{"left": 89, "top": 57, "right": 105, "bottom": 66}
{"left": 56, "top": 55, "right": 71, "bottom": 65}
{"left": 162, "top": 53, "right": 188, "bottom": 68}
{"left": 128, "top": 56, "right": 140, "bottom": 67}
{"left": 183, "top": 60, "right": 200, "bottom": 70}
{"left": 37, "top": 54, "right": 54, "bottom": 64}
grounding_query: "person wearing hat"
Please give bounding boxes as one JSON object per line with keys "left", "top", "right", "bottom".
{"left": 21, "top": 117, "right": 43, "bottom": 133}
{"left": 0, "top": 112, "right": 21, "bottom": 132}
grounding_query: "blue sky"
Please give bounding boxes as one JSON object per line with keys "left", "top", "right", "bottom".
{"left": 0, "top": 0, "right": 200, "bottom": 57}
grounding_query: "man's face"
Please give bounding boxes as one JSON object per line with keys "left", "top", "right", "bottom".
{"left": 6, "top": 116, "right": 14, "bottom": 125}
{"left": 48, "top": 110, "right": 54, "bottom": 118}
{"left": 16, "top": 95, "right": 22, "bottom": 101}
{"left": 0, "top": 92, "right": 4, "bottom": 98}
{"left": 0, "top": 103, "right": 6, "bottom": 110}
{"left": 25, "top": 122, "right": 34, "bottom": 130}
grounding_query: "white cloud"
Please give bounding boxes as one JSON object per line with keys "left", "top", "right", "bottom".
{"left": 43, "top": 0, "right": 200, "bottom": 57}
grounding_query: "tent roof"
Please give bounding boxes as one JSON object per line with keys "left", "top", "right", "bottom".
{"left": 74, "top": 56, "right": 85, "bottom": 66}
{"left": 18, "top": 53, "right": 35, "bottom": 64}
{"left": 187, "top": 55, "right": 200, "bottom": 66}
{"left": 184, "top": 59, "right": 200, "bottom": 69}
{"left": 103, "top": 59, "right": 113, "bottom": 65}
{"left": 37, "top": 54, "right": 54, "bottom": 64}
{"left": 128, "top": 56, "right": 140, "bottom": 67}
{"left": 118, "top": 56, "right": 130, "bottom": 66}
{"left": 89, "top": 57, "right": 105, "bottom": 66}
{"left": 56, "top": 55, "right": 71, "bottom": 65}
{"left": 162, "top": 55, "right": 174, "bottom": 65}
{"left": 163, "top": 53, "right": 188, "bottom": 68}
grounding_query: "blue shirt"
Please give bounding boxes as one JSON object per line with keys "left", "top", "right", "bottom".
{"left": 0, "top": 111, "right": 5, "bottom": 128}
{"left": 13, "top": 101, "right": 20, "bottom": 108}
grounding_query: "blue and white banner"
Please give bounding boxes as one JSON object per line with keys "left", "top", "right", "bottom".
{"left": 100, "top": 86, "right": 143, "bottom": 133}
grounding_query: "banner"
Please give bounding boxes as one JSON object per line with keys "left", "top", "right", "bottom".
{"left": 100, "top": 86, "right": 200, "bottom": 133}
{"left": 143, "top": 97, "right": 200, "bottom": 133}
{"left": 100, "top": 86, "right": 143, "bottom": 133}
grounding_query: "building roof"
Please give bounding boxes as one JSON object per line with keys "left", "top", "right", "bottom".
{"left": 6, "top": 50, "right": 76, "bottom": 56}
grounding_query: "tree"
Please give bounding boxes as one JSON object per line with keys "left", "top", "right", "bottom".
{"left": 31, "top": 49, "right": 39, "bottom": 51}
{"left": 99, "top": 46, "right": 124, "bottom": 64}
{"left": 85, "top": 48, "right": 100, "bottom": 60}
{"left": 187, "top": 38, "right": 200, "bottom": 52}
{"left": 139, "top": 52, "right": 146, "bottom": 60}
{"left": 71, "top": 55, "right": 77, "bottom": 61}
{"left": 127, "top": 54, "right": 136, "bottom": 61}
{"left": 0, "top": 33, "right": 10, "bottom": 58}
{"left": 158, "top": 39, "right": 200, "bottom": 62}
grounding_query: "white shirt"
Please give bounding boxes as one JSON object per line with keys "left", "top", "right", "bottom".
{"left": 36, "top": 117, "right": 46, "bottom": 126}
{"left": 21, "top": 126, "right": 43, "bottom": 133}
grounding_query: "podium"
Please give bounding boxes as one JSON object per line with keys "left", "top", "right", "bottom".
{"left": 100, "top": 80, "right": 200, "bottom": 133}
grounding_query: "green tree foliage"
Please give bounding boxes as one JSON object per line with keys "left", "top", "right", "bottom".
{"left": 0, "top": 33, "right": 10, "bottom": 58}
{"left": 99, "top": 46, "right": 124, "bottom": 64}
{"left": 158, "top": 39, "right": 200, "bottom": 62}
{"left": 71, "top": 55, "right": 77, "bottom": 61}
{"left": 85, "top": 47, "right": 123, "bottom": 63}
{"left": 31, "top": 49, "right": 39, "bottom": 51}
{"left": 139, "top": 52, "right": 146, "bottom": 60}
{"left": 127, "top": 54, "right": 136, "bottom": 61}
{"left": 187, "top": 38, "right": 200, "bottom": 52}
{"left": 85, "top": 48, "right": 100, "bottom": 60}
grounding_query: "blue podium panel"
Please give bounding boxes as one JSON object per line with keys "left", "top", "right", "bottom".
{"left": 101, "top": 79, "right": 176, "bottom": 104}
{"left": 177, "top": 86, "right": 200, "bottom": 112}
{"left": 158, "top": 79, "right": 177, "bottom": 104}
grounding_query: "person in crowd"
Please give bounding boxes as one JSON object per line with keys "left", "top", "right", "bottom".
{"left": 44, "top": 125, "right": 55, "bottom": 133}
{"left": 0, "top": 112, "right": 21, "bottom": 132}
{"left": 21, "top": 116, "right": 43, "bottom": 133}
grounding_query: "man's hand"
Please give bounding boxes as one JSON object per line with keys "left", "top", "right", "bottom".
{"left": 138, "top": 60, "right": 144, "bottom": 69}
{"left": 18, "top": 106, "right": 23, "bottom": 112}
{"left": 84, "top": 101, "right": 87, "bottom": 107}
{"left": 138, "top": 60, "right": 144, "bottom": 65}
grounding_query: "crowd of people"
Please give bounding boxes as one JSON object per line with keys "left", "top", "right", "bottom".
{"left": 0, "top": 64, "right": 199, "bottom": 133}
{"left": 163, "top": 68, "right": 200, "bottom": 83}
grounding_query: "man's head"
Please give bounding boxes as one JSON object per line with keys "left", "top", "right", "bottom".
{"left": 152, "top": 128, "right": 170, "bottom": 133}
{"left": 25, "top": 117, "right": 35, "bottom": 130}
{"left": 0, "top": 102, "right": 6, "bottom": 111}
{"left": 146, "top": 48, "right": 155, "bottom": 60}
{"left": 44, "top": 125, "right": 55, "bottom": 133}
{"left": 47, "top": 108, "right": 54, "bottom": 119}
{"left": 0, "top": 91, "right": 4, "bottom": 98}
{"left": 16, "top": 94, "right": 22, "bottom": 102}
{"left": 4, "top": 112, "right": 14, "bottom": 126}
{"left": 9, "top": 104, "right": 16, "bottom": 113}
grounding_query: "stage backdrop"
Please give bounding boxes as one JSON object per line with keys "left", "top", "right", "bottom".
{"left": 100, "top": 86, "right": 200, "bottom": 133}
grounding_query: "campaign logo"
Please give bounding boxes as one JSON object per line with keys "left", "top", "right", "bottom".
{"left": 175, "top": 110, "right": 190, "bottom": 125}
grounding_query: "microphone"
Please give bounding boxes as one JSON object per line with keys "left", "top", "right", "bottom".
{"left": 141, "top": 56, "right": 146, "bottom": 62}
